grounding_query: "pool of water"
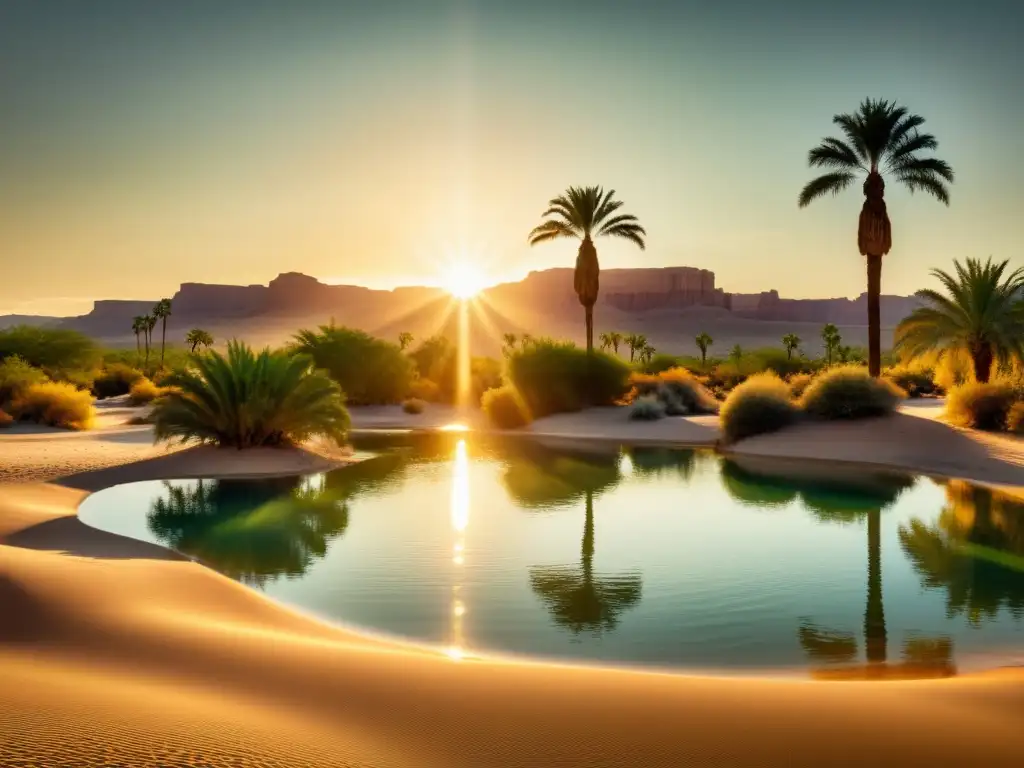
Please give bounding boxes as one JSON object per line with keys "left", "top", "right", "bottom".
{"left": 78, "top": 432, "right": 1024, "bottom": 678}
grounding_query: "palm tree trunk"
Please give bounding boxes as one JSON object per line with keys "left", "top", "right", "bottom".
{"left": 867, "top": 254, "right": 882, "bottom": 377}
{"left": 144, "top": 330, "right": 150, "bottom": 368}
{"left": 584, "top": 305, "right": 594, "bottom": 356}
{"left": 864, "top": 509, "right": 887, "bottom": 664}
{"left": 971, "top": 344, "right": 993, "bottom": 383}
{"left": 581, "top": 490, "right": 595, "bottom": 579}
{"left": 161, "top": 317, "right": 167, "bottom": 366}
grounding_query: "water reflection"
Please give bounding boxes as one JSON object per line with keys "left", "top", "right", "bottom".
{"left": 899, "top": 481, "right": 1024, "bottom": 625}
{"left": 449, "top": 439, "right": 469, "bottom": 657}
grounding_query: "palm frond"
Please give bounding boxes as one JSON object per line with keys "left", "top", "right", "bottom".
{"left": 798, "top": 172, "right": 856, "bottom": 207}
{"left": 530, "top": 186, "right": 643, "bottom": 250}
{"left": 529, "top": 220, "right": 581, "bottom": 245}
{"left": 600, "top": 223, "right": 646, "bottom": 250}
{"left": 808, "top": 138, "right": 864, "bottom": 171}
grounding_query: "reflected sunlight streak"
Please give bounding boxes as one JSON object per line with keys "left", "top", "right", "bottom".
{"left": 449, "top": 439, "right": 470, "bottom": 658}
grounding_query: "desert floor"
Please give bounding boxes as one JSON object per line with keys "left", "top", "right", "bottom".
{"left": 2, "top": 399, "right": 1024, "bottom": 766}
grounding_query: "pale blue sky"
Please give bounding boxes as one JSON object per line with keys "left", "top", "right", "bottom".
{"left": 1, "top": 0, "right": 1021, "bottom": 315}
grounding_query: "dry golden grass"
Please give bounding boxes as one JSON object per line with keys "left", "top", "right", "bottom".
{"left": 11, "top": 381, "right": 94, "bottom": 430}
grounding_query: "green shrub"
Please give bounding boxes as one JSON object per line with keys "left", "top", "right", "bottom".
{"left": 470, "top": 356, "right": 504, "bottom": 403}
{"left": 640, "top": 354, "right": 683, "bottom": 375}
{"left": 0, "top": 325, "right": 101, "bottom": 376}
{"left": 800, "top": 366, "right": 905, "bottom": 420}
{"left": 92, "top": 363, "right": 144, "bottom": 399}
{"left": 720, "top": 373, "right": 799, "bottom": 444}
{"left": 0, "top": 408, "right": 12, "bottom": 428}
{"left": 506, "top": 339, "right": 631, "bottom": 418}
{"left": 129, "top": 377, "right": 167, "bottom": 405}
{"left": 402, "top": 398, "right": 426, "bottom": 415}
{"left": 1006, "top": 402, "right": 1024, "bottom": 434}
{"left": 629, "top": 394, "right": 665, "bottom": 421}
{"left": 481, "top": 385, "right": 532, "bottom": 429}
{"left": 153, "top": 342, "right": 350, "bottom": 448}
{"left": 11, "top": 381, "right": 94, "bottom": 429}
{"left": 408, "top": 377, "right": 442, "bottom": 402}
{"left": 407, "top": 336, "right": 503, "bottom": 405}
{"left": 0, "top": 355, "right": 48, "bottom": 407}
{"left": 291, "top": 324, "right": 414, "bottom": 405}
{"left": 788, "top": 373, "right": 815, "bottom": 399}
{"left": 884, "top": 365, "right": 938, "bottom": 397}
{"left": 945, "top": 382, "right": 1017, "bottom": 431}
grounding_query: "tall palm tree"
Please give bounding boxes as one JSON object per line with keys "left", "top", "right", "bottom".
{"left": 152, "top": 298, "right": 173, "bottom": 367}
{"left": 695, "top": 332, "right": 713, "bottom": 366}
{"left": 782, "top": 333, "right": 801, "bottom": 360}
{"left": 821, "top": 323, "right": 841, "bottom": 366}
{"left": 131, "top": 315, "right": 147, "bottom": 360}
{"left": 528, "top": 186, "right": 646, "bottom": 353}
{"left": 142, "top": 314, "right": 156, "bottom": 368}
{"left": 798, "top": 99, "right": 954, "bottom": 377}
{"left": 625, "top": 333, "right": 646, "bottom": 363}
{"left": 398, "top": 332, "right": 414, "bottom": 351}
{"left": 895, "top": 257, "right": 1024, "bottom": 382}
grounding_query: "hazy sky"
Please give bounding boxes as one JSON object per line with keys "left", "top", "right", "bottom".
{"left": 2, "top": 0, "right": 1022, "bottom": 316}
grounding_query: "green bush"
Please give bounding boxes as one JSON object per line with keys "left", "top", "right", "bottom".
{"left": 506, "top": 339, "right": 631, "bottom": 418}
{"left": 0, "top": 325, "right": 101, "bottom": 377}
{"left": 884, "top": 365, "right": 938, "bottom": 398}
{"left": 402, "top": 398, "right": 426, "bottom": 415}
{"left": 407, "top": 336, "right": 503, "bottom": 405}
{"left": 153, "top": 341, "right": 350, "bottom": 448}
{"left": 800, "top": 366, "right": 905, "bottom": 420}
{"left": 945, "top": 382, "right": 1017, "bottom": 431}
{"left": 408, "top": 377, "right": 442, "bottom": 402}
{"left": 629, "top": 394, "right": 665, "bottom": 421}
{"left": 11, "top": 381, "right": 95, "bottom": 430}
{"left": 481, "top": 385, "right": 532, "bottom": 429}
{"left": 788, "top": 373, "right": 815, "bottom": 398}
{"left": 92, "top": 363, "right": 144, "bottom": 399}
{"left": 128, "top": 377, "right": 167, "bottom": 405}
{"left": 0, "top": 355, "right": 48, "bottom": 407}
{"left": 291, "top": 324, "right": 414, "bottom": 405}
{"left": 0, "top": 408, "right": 12, "bottom": 428}
{"left": 639, "top": 354, "right": 683, "bottom": 375}
{"left": 720, "top": 373, "right": 799, "bottom": 444}
{"left": 1006, "top": 402, "right": 1024, "bottom": 434}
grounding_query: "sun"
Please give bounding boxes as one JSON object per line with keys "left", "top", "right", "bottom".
{"left": 440, "top": 261, "right": 488, "bottom": 300}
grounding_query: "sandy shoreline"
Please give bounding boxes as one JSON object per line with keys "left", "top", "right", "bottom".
{"left": 3, "top": 401, "right": 1024, "bottom": 766}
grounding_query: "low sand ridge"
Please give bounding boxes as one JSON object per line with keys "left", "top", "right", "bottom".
{"left": 2, "top": 401, "right": 1024, "bottom": 766}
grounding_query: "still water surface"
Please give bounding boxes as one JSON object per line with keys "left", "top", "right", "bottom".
{"left": 78, "top": 432, "right": 1024, "bottom": 678}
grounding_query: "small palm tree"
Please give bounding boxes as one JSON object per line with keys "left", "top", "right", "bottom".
{"left": 607, "top": 331, "right": 623, "bottom": 355}
{"left": 729, "top": 344, "right": 743, "bottom": 363}
{"left": 152, "top": 341, "right": 350, "bottom": 448}
{"left": 640, "top": 344, "right": 655, "bottom": 364}
{"left": 152, "top": 298, "right": 173, "bottom": 366}
{"left": 821, "top": 323, "right": 842, "bottom": 366}
{"left": 799, "top": 99, "right": 954, "bottom": 377}
{"left": 185, "top": 328, "right": 214, "bottom": 353}
{"left": 895, "top": 257, "right": 1024, "bottom": 382}
{"left": 625, "top": 333, "right": 647, "bottom": 363}
{"left": 782, "top": 333, "right": 802, "bottom": 360}
{"left": 528, "top": 186, "right": 646, "bottom": 353}
{"left": 520, "top": 334, "right": 533, "bottom": 349}
{"left": 398, "top": 332, "right": 414, "bottom": 351}
{"left": 502, "top": 333, "right": 518, "bottom": 357}
{"left": 131, "top": 316, "right": 147, "bottom": 360}
{"left": 695, "top": 332, "right": 713, "bottom": 366}
{"left": 599, "top": 332, "right": 614, "bottom": 352}
{"left": 142, "top": 314, "right": 157, "bottom": 368}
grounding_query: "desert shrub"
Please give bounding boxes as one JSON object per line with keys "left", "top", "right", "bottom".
{"left": 630, "top": 368, "right": 718, "bottom": 415}
{"left": 1005, "top": 402, "right": 1024, "bottom": 434}
{"left": 125, "top": 413, "right": 153, "bottom": 426}
{"left": 402, "top": 398, "right": 426, "bottom": 415}
{"left": 800, "top": 365, "right": 905, "bottom": 420}
{"left": 945, "top": 382, "right": 1017, "bottom": 431}
{"left": 707, "top": 361, "right": 747, "bottom": 393}
{"left": 407, "top": 337, "right": 503, "bottom": 405}
{"left": 506, "top": 339, "right": 631, "bottom": 418}
{"left": 788, "top": 373, "right": 815, "bottom": 399}
{"left": 92, "top": 363, "right": 144, "bottom": 399}
{"left": 408, "top": 377, "right": 442, "bottom": 402}
{"left": 0, "top": 355, "right": 48, "bottom": 406}
{"left": 291, "top": 324, "right": 414, "bottom": 405}
{"left": 481, "top": 385, "right": 532, "bottom": 429}
{"left": 629, "top": 394, "right": 665, "bottom": 421}
{"left": 639, "top": 354, "right": 683, "bottom": 375}
{"left": 11, "top": 381, "right": 94, "bottom": 430}
{"left": 884, "top": 365, "right": 938, "bottom": 398}
{"left": 745, "top": 347, "right": 813, "bottom": 378}
{"left": 933, "top": 350, "right": 974, "bottom": 393}
{"left": 470, "top": 356, "right": 504, "bottom": 403}
{"left": 0, "top": 325, "right": 101, "bottom": 377}
{"left": 153, "top": 341, "right": 350, "bottom": 448}
{"left": 128, "top": 377, "right": 167, "bottom": 405}
{"left": 720, "top": 373, "right": 799, "bottom": 444}
{"left": 0, "top": 408, "right": 12, "bottom": 428}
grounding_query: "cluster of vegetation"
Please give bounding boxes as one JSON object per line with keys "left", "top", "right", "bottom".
{"left": 627, "top": 368, "right": 718, "bottom": 419}
{"left": 719, "top": 366, "right": 906, "bottom": 444}
{"left": 0, "top": 354, "right": 94, "bottom": 430}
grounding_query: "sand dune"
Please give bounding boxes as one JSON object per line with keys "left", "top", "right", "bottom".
{"left": 2, "top": 404, "right": 1024, "bottom": 766}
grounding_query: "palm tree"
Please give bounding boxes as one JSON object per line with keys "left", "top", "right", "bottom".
{"left": 798, "top": 99, "right": 954, "bottom": 377}
{"left": 185, "top": 328, "right": 214, "bottom": 353}
{"left": 894, "top": 258, "right": 1024, "bottom": 382}
{"left": 607, "top": 331, "right": 623, "bottom": 355}
{"left": 821, "top": 323, "right": 841, "bottom": 366}
{"left": 131, "top": 316, "right": 147, "bottom": 360}
{"left": 143, "top": 314, "right": 156, "bottom": 368}
{"left": 520, "top": 334, "right": 533, "bottom": 349}
{"left": 502, "top": 333, "right": 518, "bottom": 357}
{"left": 782, "top": 333, "right": 801, "bottom": 360}
{"left": 639, "top": 344, "right": 655, "bottom": 364}
{"left": 398, "top": 332, "right": 414, "bottom": 351}
{"left": 729, "top": 344, "right": 743, "bottom": 363}
{"left": 695, "top": 332, "right": 713, "bottom": 366}
{"left": 528, "top": 186, "right": 646, "bottom": 353}
{"left": 625, "top": 333, "right": 646, "bottom": 363}
{"left": 152, "top": 298, "right": 173, "bottom": 367}
{"left": 599, "top": 332, "right": 614, "bottom": 352}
